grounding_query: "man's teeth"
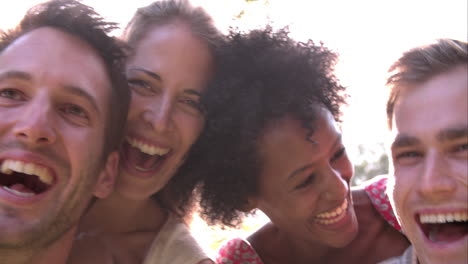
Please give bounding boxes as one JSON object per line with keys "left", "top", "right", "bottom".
{"left": 420, "top": 212, "right": 468, "bottom": 223}
{"left": 127, "top": 137, "right": 170, "bottom": 156}
{"left": 0, "top": 160, "right": 53, "bottom": 185}
{"left": 315, "top": 199, "right": 348, "bottom": 225}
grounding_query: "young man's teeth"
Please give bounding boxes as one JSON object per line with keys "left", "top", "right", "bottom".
{"left": 2, "top": 186, "right": 35, "bottom": 197}
{"left": 420, "top": 212, "right": 468, "bottom": 223}
{"left": 316, "top": 199, "right": 348, "bottom": 219}
{"left": 0, "top": 159, "right": 53, "bottom": 185}
{"left": 127, "top": 138, "right": 170, "bottom": 156}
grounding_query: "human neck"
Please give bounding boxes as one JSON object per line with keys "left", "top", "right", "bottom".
{"left": 0, "top": 226, "right": 76, "bottom": 264}
{"left": 279, "top": 230, "right": 333, "bottom": 263}
{"left": 80, "top": 191, "right": 167, "bottom": 234}
{"left": 250, "top": 222, "right": 333, "bottom": 264}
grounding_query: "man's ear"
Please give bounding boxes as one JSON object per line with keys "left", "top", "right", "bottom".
{"left": 93, "top": 151, "right": 119, "bottom": 199}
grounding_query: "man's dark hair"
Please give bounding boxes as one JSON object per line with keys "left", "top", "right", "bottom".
{"left": 0, "top": 0, "right": 130, "bottom": 158}
{"left": 386, "top": 39, "right": 467, "bottom": 129}
{"left": 176, "top": 27, "right": 347, "bottom": 227}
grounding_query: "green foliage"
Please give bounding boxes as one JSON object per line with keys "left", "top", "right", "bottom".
{"left": 351, "top": 143, "right": 389, "bottom": 186}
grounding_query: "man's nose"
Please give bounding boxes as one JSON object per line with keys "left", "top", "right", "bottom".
{"left": 417, "top": 150, "right": 456, "bottom": 202}
{"left": 13, "top": 98, "right": 57, "bottom": 147}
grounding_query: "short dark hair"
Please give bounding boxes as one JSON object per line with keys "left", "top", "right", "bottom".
{"left": 386, "top": 39, "right": 468, "bottom": 129}
{"left": 180, "top": 27, "right": 347, "bottom": 227}
{"left": 0, "top": 0, "right": 130, "bottom": 158}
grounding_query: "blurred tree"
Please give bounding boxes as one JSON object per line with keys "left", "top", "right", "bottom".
{"left": 351, "top": 143, "right": 389, "bottom": 186}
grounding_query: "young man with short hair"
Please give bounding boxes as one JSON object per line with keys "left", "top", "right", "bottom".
{"left": 385, "top": 39, "right": 467, "bottom": 264}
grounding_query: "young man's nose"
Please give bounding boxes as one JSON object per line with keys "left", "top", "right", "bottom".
{"left": 417, "top": 150, "right": 456, "bottom": 201}
{"left": 13, "top": 99, "right": 57, "bottom": 147}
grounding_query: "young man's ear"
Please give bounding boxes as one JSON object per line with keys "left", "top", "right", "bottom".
{"left": 93, "top": 151, "right": 119, "bottom": 198}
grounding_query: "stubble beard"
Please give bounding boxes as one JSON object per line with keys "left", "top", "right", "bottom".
{"left": 0, "top": 162, "right": 103, "bottom": 254}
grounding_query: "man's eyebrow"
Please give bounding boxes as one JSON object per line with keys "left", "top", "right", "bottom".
{"left": 127, "top": 67, "right": 162, "bottom": 82}
{"left": 63, "top": 85, "right": 100, "bottom": 114}
{"left": 184, "top": 89, "right": 202, "bottom": 97}
{"left": 437, "top": 126, "right": 468, "bottom": 142}
{"left": 0, "top": 71, "right": 32, "bottom": 82}
{"left": 391, "top": 134, "right": 421, "bottom": 149}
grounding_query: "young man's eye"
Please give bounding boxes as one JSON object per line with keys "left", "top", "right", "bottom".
{"left": 60, "top": 104, "right": 89, "bottom": 120}
{"left": 393, "top": 151, "right": 422, "bottom": 165}
{"left": 0, "top": 88, "right": 25, "bottom": 101}
{"left": 452, "top": 143, "right": 468, "bottom": 152}
{"left": 451, "top": 143, "right": 468, "bottom": 158}
{"left": 396, "top": 151, "right": 421, "bottom": 159}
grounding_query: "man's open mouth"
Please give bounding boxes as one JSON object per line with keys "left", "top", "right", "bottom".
{"left": 123, "top": 137, "right": 171, "bottom": 172}
{"left": 418, "top": 211, "right": 468, "bottom": 244}
{"left": 0, "top": 159, "right": 54, "bottom": 196}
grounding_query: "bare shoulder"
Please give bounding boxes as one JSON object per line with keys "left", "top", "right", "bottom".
{"left": 249, "top": 222, "right": 293, "bottom": 263}
{"left": 248, "top": 221, "right": 277, "bottom": 253}
{"left": 352, "top": 188, "right": 391, "bottom": 240}
{"left": 352, "top": 187, "right": 379, "bottom": 224}
{"left": 351, "top": 187, "right": 370, "bottom": 206}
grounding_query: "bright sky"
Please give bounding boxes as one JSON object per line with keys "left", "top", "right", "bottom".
{"left": 1, "top": 0, "right": 467, "bottom": 161}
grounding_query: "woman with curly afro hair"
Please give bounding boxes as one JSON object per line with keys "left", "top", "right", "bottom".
{"left": 180, "top": 27, "right": 410, "bottom": 264}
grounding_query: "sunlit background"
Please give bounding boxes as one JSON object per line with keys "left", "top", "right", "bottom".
{"left": 1, "top": 0, "right": 466, "bottom": 256}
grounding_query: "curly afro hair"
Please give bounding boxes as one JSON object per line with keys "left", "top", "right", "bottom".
{"left": 179, "top": 26, "right": 347, "bottom": 227}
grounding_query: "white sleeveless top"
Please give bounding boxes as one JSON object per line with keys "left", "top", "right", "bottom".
{"left": 143, "top": 213, "right": 211, "bottom": 264}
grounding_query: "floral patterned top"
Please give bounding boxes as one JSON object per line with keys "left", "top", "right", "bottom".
{"left": 216, "top": 175, "right": 400, "bottom": 264}
{"left": 364, "top": 175, "right": 401, "bottom": 232}
{"left": 216, "top": 238, "right": 264, "bottom": 264}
